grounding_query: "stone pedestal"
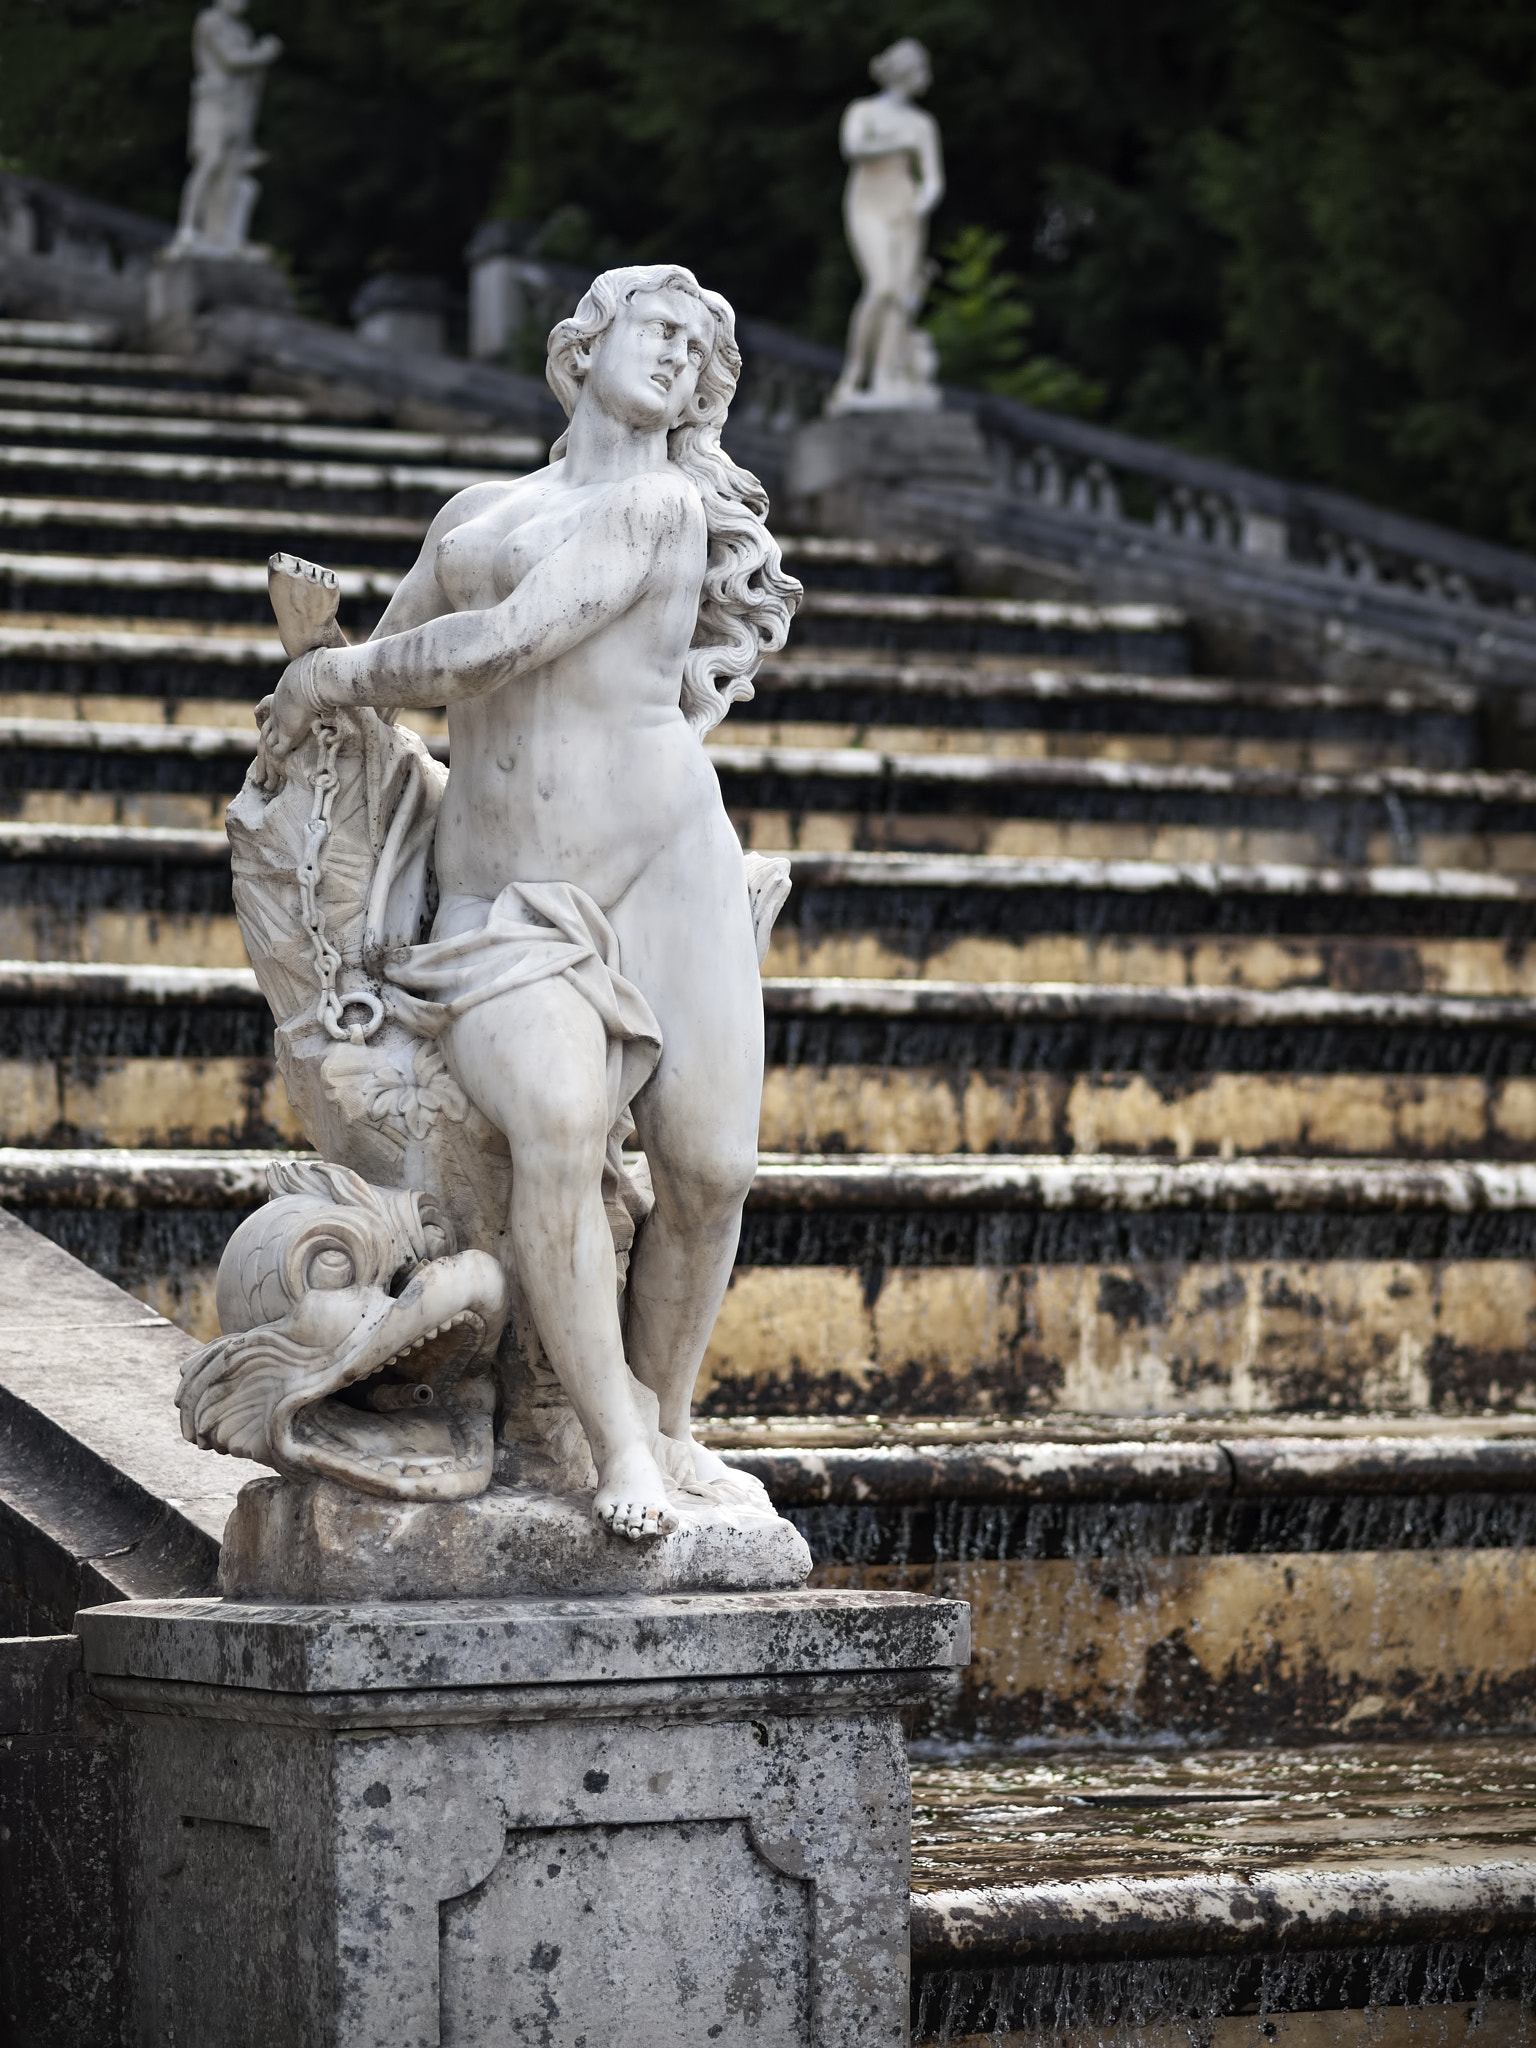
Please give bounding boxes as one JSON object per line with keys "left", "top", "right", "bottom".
{"left": 220, "top": 1474, "right": 814, "bottom": 1600}
{"left": 146, "top": 246, "right": 294, "bottom": 352}
{"left": 79, "top": 1588, "right": 967, "bottom": 2047}
{"left": 351, "top": 273, "right": 452, "bottom": 357}
{"left": 785, "top": 408, "right": 993, "bottom": 534}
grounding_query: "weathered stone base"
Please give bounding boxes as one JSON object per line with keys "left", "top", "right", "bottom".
{"left": 145, "top": 246, "right": 294, "bottom": 350}
{"left": 219, "top": 1474, "right": 815, "bottom": 1599}
{"left": 79, "top": 1589, "right": 967, "bottom": 2047}
{"left": 785, "top": 409, "right": 993, "bottom": 533}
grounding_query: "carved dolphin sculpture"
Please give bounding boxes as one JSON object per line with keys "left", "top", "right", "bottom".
{"left": 177, "top": 1158, "right": 507, "bottom": 1500}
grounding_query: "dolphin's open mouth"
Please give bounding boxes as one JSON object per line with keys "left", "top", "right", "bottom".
{"left": 268, "top": 1247, "right": 507, "bottom": 1501}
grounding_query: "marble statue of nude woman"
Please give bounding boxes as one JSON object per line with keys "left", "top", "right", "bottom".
{"left": 829, "top": 37, "right": 946, "bottom": 412}
{"left": 201, "top": 267, "right": 802, "bottom": 1547}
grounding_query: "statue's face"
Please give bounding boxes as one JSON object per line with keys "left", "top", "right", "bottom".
{"left": 583, "top": 289, "right": 714, "bottom": 433}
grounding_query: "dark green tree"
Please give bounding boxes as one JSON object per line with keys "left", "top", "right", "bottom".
{"left": 1197, "top": 0, "right": 1536, "bottom": 544}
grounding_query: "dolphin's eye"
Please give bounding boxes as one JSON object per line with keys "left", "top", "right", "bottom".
{"left": 306, "top": 1247, "right": 355, "bottom": 1290}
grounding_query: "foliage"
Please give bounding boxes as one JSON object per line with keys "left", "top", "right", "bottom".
{"left": 1194, "top": 0, "right": 1536, "bottom": 546}
{"left": 924, "top": 226, "right": 1104, "bottom": 415}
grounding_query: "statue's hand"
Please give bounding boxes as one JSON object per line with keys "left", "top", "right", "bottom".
{"left": 259, "top": 654, "right": 323, "bottom": 763}
{"left": 269, "top": 551, "right": 345, "bottom": 659}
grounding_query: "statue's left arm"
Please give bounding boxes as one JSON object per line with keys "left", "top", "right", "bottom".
{"left": 913, "top": 110, "right": 944, "bottom": 218}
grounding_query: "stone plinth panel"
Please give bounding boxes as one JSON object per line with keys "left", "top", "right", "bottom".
{"left": 79, "top": 1588, "right": 969, "bottom": 2047}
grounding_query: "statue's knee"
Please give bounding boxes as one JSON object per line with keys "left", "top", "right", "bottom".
{"left": 513, "top": 1084, "right": 610, "bottom": 1190}
{"left": 656, "top": 1143, "right": 757, "bottom": 1235}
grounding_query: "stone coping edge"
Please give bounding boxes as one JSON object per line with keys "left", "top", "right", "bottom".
{"left": 76, "top": 1588, "right": 970, "bottom": 1695}
{"left": 721, "top": 1436, "right": 1536, "bottom": 1506}
{"left": 910, "top": 1860, "right": 1536, "bottom": 1964}
{"left": 11, "top": 1150, "right": 1536, "bottom": 1215}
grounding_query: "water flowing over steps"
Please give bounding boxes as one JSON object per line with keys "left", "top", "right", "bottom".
{"left": 1, "top": 315, "right": 1534, "bottom": 2044}
{"left": 909, "top": 1741, "right": 1536, "bottom": 2044}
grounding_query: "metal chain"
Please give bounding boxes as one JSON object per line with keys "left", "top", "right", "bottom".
{"left": 296, "top": 717, "right": 384, "bottom": 1045}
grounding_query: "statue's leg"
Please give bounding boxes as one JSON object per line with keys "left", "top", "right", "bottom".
{"left": 838, "top": 285, "right": 885, "bottom": 395}
{"left": 440, "top": 975, "right": 676, "bottom": 1539}
{"left": 614, "top": 850, "right": 763, "bottom": 1455}
{"left": 175, "top": 151, "right": 217, "bottom": 241}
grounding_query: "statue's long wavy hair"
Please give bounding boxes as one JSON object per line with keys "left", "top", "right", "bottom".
{"left": 545, "top": 265, "right": 802, "bottom": 736}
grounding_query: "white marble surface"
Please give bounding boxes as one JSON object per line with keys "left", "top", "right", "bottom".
{"left": 171, "top": 0, "right": 282, "bottom": 258}
{"left": 182, "top": 266, "right": 807, "bottom": 1574}
{"left": 829, "top": 38, "right": 945, "bottom": 414}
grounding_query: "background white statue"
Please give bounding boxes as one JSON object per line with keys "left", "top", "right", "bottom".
{"left": 172, "top": 0, "right": 282, "bottom": 256}
{"left": 829, "top": 37, "right": 945, "bottom": 413}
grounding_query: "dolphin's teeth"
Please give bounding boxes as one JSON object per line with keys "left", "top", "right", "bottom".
{"left": 424, "top": 1324, "right": 440, "bottom": 1341}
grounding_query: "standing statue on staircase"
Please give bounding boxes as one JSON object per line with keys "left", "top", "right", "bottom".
{"left": 171, "top": 0, "right": 282, "bottom": 257}
{"left": 828, "top": 37, "right": 945, "bottom": 414}
{"left": 177, "top": 266, "right": 807, "bottom": 1569}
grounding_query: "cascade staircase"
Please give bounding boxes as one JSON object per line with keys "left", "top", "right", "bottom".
{"left": 1, "top": 315, "right": 1535, "bottom": 2043}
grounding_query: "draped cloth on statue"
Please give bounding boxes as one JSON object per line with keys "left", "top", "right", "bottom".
{"left": 382, "top": 880, "right": 663, "bottom": 1239}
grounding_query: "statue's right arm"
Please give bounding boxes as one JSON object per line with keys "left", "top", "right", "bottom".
{"left": 264, "top": 473, "right": 699, "bottom": 749}
{"left": 361, "top": 482, "right": 507, "bottom": 642}
{"left": 203, "top": 14, "right": 281, "bottom": 71}
{"left": 840, "top": 100, "right": 884, "bottom": 162}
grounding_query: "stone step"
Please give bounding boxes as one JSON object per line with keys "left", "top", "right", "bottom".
{"left": 766, "top": 850, "right": 1536, "bottom": 994}
{"left": 909, "top": 1742, "right": 1536, "bottom": 2042}
{"left": 747, "top": 656, "right": 1479, "bottom": 770}
{"left": 0, "top": 712, "right": 1523, "bottom": 839}
{"left": 0, "top": 446, "right": 523, "bottom": 514}
{"left": 779, "top": 535, "right": 955, "bottom": 594}
{"left": 0, "top": 689, "right": 1459, "bottom": 779}
{"left": 714, "top": 745, "right": 1535, "bottom": 867}
{"left": 0, "top": 555, "right": 401, "bottom": 633}
{"left": 0, "top": 343, "right": 234, "bottom": 386}
{"left": 0, "top": 494, "right": 429, "bottom": 569}
{"left": 791, "top": 591, "right": 1190, "bottom": 665}
{"left": 0, "top": 717, "right": 1516, "bottom": 892}
{"left": 5, "top": 964, "right": 1536, "bottom": 1163}
{"left": 0, "top": 837, "right": 1526, "bottom": 991}
{"left": 0, "top": 404, "right": 542, "bottom": 467}
{"left": 0, "top": 377, "right": 320, "bottom": 422}
{"left": 0, "top": 318, "right": 123, "bottom": 350}
{"left": 7, "top": 1144, "right": 1536, "bottom": 1418}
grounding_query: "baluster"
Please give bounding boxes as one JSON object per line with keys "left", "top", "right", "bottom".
{"left": 1318, "top": 532, "right": 1348, "bottom": 576}
{"left": 1203, "top": 494, "right": 1237, "bottom": 549}
{"left": 1068, "top": 465, "right": 1095, "bottom": 514}
{"left": 1091, "top": 464, "right": 1123, "bottom": 521}
{"left": 1345, "top": 541, "right": 1379, "bottom": 583}
{"left": 1034, "top": 446, "right": 1064, "bottom": 507}
{"left": 1441, "top": 572, "right": 1472, "bottom": 604}
{"left": 1176, "top": 487, "right": 1203, "bottom": 541}
{"left": 1154, "top": 494, "right": 1177, "bottom": 535}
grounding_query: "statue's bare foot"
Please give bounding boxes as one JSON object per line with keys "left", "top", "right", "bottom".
{"left": 680, "top": 1435, "right": 775, "bottom": 1511}
{"left": 595, "top": 1442, "right": 678, "bottom": 1542}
